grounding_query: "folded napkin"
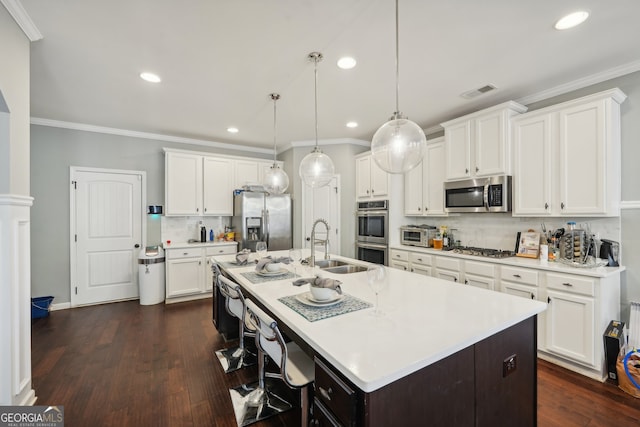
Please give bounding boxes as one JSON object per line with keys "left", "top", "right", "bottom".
{"left": 292, "top": 276, "right": 343, "bottom": 294}
{"left": 255, "top": 256, "right": 292, "bottom": 272}
{"left": 235, "top": 248, "right": 251, "bottom": 265}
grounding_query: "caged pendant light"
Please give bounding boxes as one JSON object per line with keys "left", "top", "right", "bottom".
{"left": 371, "top": 0, "right": 427, "bottom": 174}
{"left": 298, "top": 52, "right": 335, "bottom": 188}
{"left": 263, "top": 93, "right": 289, "bottom": 194}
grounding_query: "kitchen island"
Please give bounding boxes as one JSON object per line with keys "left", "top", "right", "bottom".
{"left": 213, "top": 251, "right": 546, "bottom": 426}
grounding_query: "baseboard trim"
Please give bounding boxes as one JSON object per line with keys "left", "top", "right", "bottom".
{"left": 50, "top": 302, "right": 71, "bottom": 311}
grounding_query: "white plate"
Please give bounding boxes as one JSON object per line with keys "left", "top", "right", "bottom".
{"left": 295, "top": 292, "right": 344, "bottom": 307}
{"left": 256, "top": 268, "right": 289, "bottom": 277}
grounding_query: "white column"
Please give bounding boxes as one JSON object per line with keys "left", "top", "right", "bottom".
{"left": 0, "top": 194, "right": 36, "bottom": 405}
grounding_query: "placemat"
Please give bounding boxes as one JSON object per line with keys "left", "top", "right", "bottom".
{"left": 241, "top": 271, "right": 298, "bottom": 284}
{"left": 278, "top": 294, "right": 372, "bottom": 322}
{"left": 219, "top": 261, "right": 248, "bottom": 269}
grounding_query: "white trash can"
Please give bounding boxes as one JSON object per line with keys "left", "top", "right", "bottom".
{"left": 138, "top": 246, "right": 165, "bottom": 305}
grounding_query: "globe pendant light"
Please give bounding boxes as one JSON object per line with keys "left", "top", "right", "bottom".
{"left": 263, "top": 93, "right": 289, "bottom": 194}
{"left": 299, "top": 52, "right": 335, "bottom": 188}
{"left": 371, "top": 0, "right": 427, "bottom": 174}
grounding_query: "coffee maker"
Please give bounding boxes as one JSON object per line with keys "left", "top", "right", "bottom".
{"left": 599, "top": 239, "right": 620, "bottom": 267}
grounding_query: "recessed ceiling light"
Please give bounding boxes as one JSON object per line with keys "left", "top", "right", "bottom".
{"left": 346, "top": 121, "right": 358, "bottom": 128}
{"left": 554, "top": 11, "right": 589, "bottom": 30}
{"left": 227, "top": 127, "right": 239, "bottom": 134}
{"left": 337, "top": 57, "right": 357, "bottom": 70}
{"left": 140, "top": 72, "right": 161, "bottom": 83}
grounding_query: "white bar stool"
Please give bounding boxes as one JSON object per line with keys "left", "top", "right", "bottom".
{"left": 229, "top": 299, "right": 315, "bottom": 426}
{"left": 215, "top": 275, "right": 257, "bottom": 373}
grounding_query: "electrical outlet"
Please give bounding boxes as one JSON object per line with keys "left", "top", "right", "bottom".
{"left": 503, "top": 354, "right": 517, "bottom": 377}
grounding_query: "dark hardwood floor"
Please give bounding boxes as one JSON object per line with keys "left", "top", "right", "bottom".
{"left": 32, "top": 298, "right": 640, "bottom": 426}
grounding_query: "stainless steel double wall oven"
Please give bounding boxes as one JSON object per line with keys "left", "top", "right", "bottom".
{"left": 356, "top": 200, "right": 388, "bottom": 265}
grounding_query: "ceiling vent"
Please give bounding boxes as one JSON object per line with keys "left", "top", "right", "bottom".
{"left": 460, "top": 84, "right": 497, "bottom": 99}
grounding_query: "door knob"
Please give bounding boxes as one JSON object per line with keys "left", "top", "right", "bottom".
{"left": 134, "top": 244, "right": 140, "bottom": 248}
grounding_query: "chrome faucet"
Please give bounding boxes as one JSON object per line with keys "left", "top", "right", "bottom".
{"left": 310, "top": 218, "right": 330, "bottom": 267}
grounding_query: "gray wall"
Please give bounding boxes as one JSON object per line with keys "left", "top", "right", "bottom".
{"left": 30, "top": 126, "right": 271, "bottom": 303}
{"left": 0, "top": 6, "right": 30, "bottom": 195}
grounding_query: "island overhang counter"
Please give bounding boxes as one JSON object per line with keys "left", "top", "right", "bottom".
{"left": 213, "top": 251, "right": 547, "bottom": 426}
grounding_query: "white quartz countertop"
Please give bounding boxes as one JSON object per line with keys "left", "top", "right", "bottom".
{"left": 390, "top": 244, "right": 625, "bottom": 278}
{"left": 164, "top": 241, "right": 237, "bottom": 250}
{"left": 213, "top": 250, "right": 546, "bottom": 393}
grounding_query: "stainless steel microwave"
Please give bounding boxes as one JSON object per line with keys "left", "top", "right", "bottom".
{"left": 444, "top": 175, "right": 512, "bottom": 213}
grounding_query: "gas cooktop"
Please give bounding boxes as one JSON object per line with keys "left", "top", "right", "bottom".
{"left": 449, "top": 246, "right": 515, "bottom": 258}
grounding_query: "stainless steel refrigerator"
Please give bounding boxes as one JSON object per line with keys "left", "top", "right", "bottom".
{"left": 232, "top": 191, "right": 292, "bottom": 251}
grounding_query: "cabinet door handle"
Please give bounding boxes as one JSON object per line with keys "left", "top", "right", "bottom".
{"left": 465, "top": 168, "right": 469, "bottom": 174}
{"left": 464, "top": 279, "right": 469, "bottom": 285}
{"left": 548, "top": 297, "right": 551, "bottom": 303}
{"left": 417, "top": 258, "right": 423, "bottom": 262}
{"left": 204, "top": 207, "right": 207, "bottom": 212}
{"left": 544, "top": 202, "right": 549, "bottom": 210}
{"left": 530, "top": 293, "right": 535, "bottom": 299}
{"left": 513, "top": 274, "right": 522, "bottom": 278}
{"left": 319, "top": 386, "right": 333, "bottom": 401}
{"left": 418, "top": 207, "right": 421, "bottom": 211}
{"left": 196, "top": 207, "right": 199, "bottom": 212}
{"left": 562, "top": 282, "right": 573, "bottom": 287}
{"left": 199, "top": 261, "right": 202, "bottom": 265}
{"left": 410, "top": 268, "right": 414, "bottom": 272}
{"left": 404, "top": 266, "right": 408, "bottom": 271}
{"left": 371, "top": 189, "right": 375, "bottom": 194}
{"left": 475, "top": 166, "right": 479, "bottom": 173}
{"left": 561, "top": 202, "right": 565, "bottom": 209}
{"left": 366, "top": 189, "right": 370, "bottom": 194}
{"left": 454, "top": 277, "right": 458, "bottom": 282}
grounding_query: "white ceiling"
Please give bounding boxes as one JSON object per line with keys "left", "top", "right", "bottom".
{"left": 19, "top": 0, "right": 640, "bottom": 151}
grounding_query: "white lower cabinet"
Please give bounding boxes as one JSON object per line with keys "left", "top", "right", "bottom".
{"left": 463, "top": 260, "right": 495, "bottom": 290}
{"left": 166, "top": 244, "right": 236, "bottom": 302}
{"left": 434, "top": 257, "right": 461, "bottom": 283}
{"left": 409, "top": 252, "right": 432, "bottom": 276}
{"left": 544, "top": 273, "right": 596, "bottom": 367}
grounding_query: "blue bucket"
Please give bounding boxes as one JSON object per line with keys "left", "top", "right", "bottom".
{"left": 31, "top": 296, "right": 54, "bottom": 319}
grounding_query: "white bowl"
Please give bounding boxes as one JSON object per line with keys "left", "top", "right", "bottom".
{"left": 265, "top": 262, "right": 282, "bottom": 272}
{"left": 309, "top": 285, "right": 336, "bottom": 301}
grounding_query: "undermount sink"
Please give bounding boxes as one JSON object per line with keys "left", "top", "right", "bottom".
{"left": 313, "top": 259, "right": 350, "bottom": 269}
{"left": 322, "top": 264, "right": 368, "bottom": 274}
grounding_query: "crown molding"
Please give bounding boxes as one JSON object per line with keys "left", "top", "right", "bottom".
{"left": 516, "top": 60, "right": 640, "bottom": 106}
{"left": 281, "top": 138, "right": 370, "bottom": 152}
{"left": 30, "top": 117, "right": 273, "bottom": 155}
{"left": 1, "top": 0, "right": 43, "bottom": 41}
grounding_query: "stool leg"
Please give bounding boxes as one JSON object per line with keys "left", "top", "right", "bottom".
{"left": 215, "top": 317, "right": 256, "bottom": 373}
{"left": 229, "top": 350, "right": 293, "bottom": 426}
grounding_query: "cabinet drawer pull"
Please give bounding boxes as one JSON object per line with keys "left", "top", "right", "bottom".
{"left": 418, "top": 206, "right": 421, "bottom": 211}
{"left": 562, "top": 282, "right": 573, "bottom": 287}
{"left": 513, "top": 274, "right": 522, "bottom": 278}
{"left": 464, "top": 279, "right": 469, "bottom": 285}
{"left": 454, "top": 277, "right": 458, "bottom": 282}
{"left": 183, "top": 252, "right": 188, "bottom": 256}
{"left": 319, "top": 386, "right": 333, "bottom": 401}
{"left": 417, "top": 258, "right": 422, "bottom": 261}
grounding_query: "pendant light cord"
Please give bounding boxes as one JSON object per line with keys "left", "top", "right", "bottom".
{"left": 269, "top": 93, "right": 280, "bottom": 164}
{"left": 314, "top": 56, "right": 319, "bottom": 148}
{"left": 394, "top": 0, "right": 400, "bottom": 117}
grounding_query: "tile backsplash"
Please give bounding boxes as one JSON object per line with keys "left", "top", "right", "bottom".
{"left": 161, "top": 216, "right": 232, "bottom": 244}
{"left": 401, "top": 214, "right": 621, "bottom": 251}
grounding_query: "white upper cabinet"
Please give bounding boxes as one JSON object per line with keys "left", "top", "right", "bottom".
{"left": 165, "top": 149, "right": 283, "bottom": 217}
{"left": 165, "top": 151, "right": 203, "bottom": 215}
{"left": 203, "top": 157, "right": 234, "bottom": 216}
{"left": 512, "top": 88, "right": 626, "bottom": 217}
{"left": 404, "top": 137, "right": 447, "bottom": 216}
{"left": 442, "top": 102, "right": 527, "bottom": 181}
{"left": 356, "top": 153, "right": 389, "bottom": 199}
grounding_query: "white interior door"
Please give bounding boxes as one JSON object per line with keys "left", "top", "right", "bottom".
{"left": 71, "top": 167, "right": 145, "bottom": 306}
{"left": 301, "top": 175, "right": 341, "bottom": 255}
